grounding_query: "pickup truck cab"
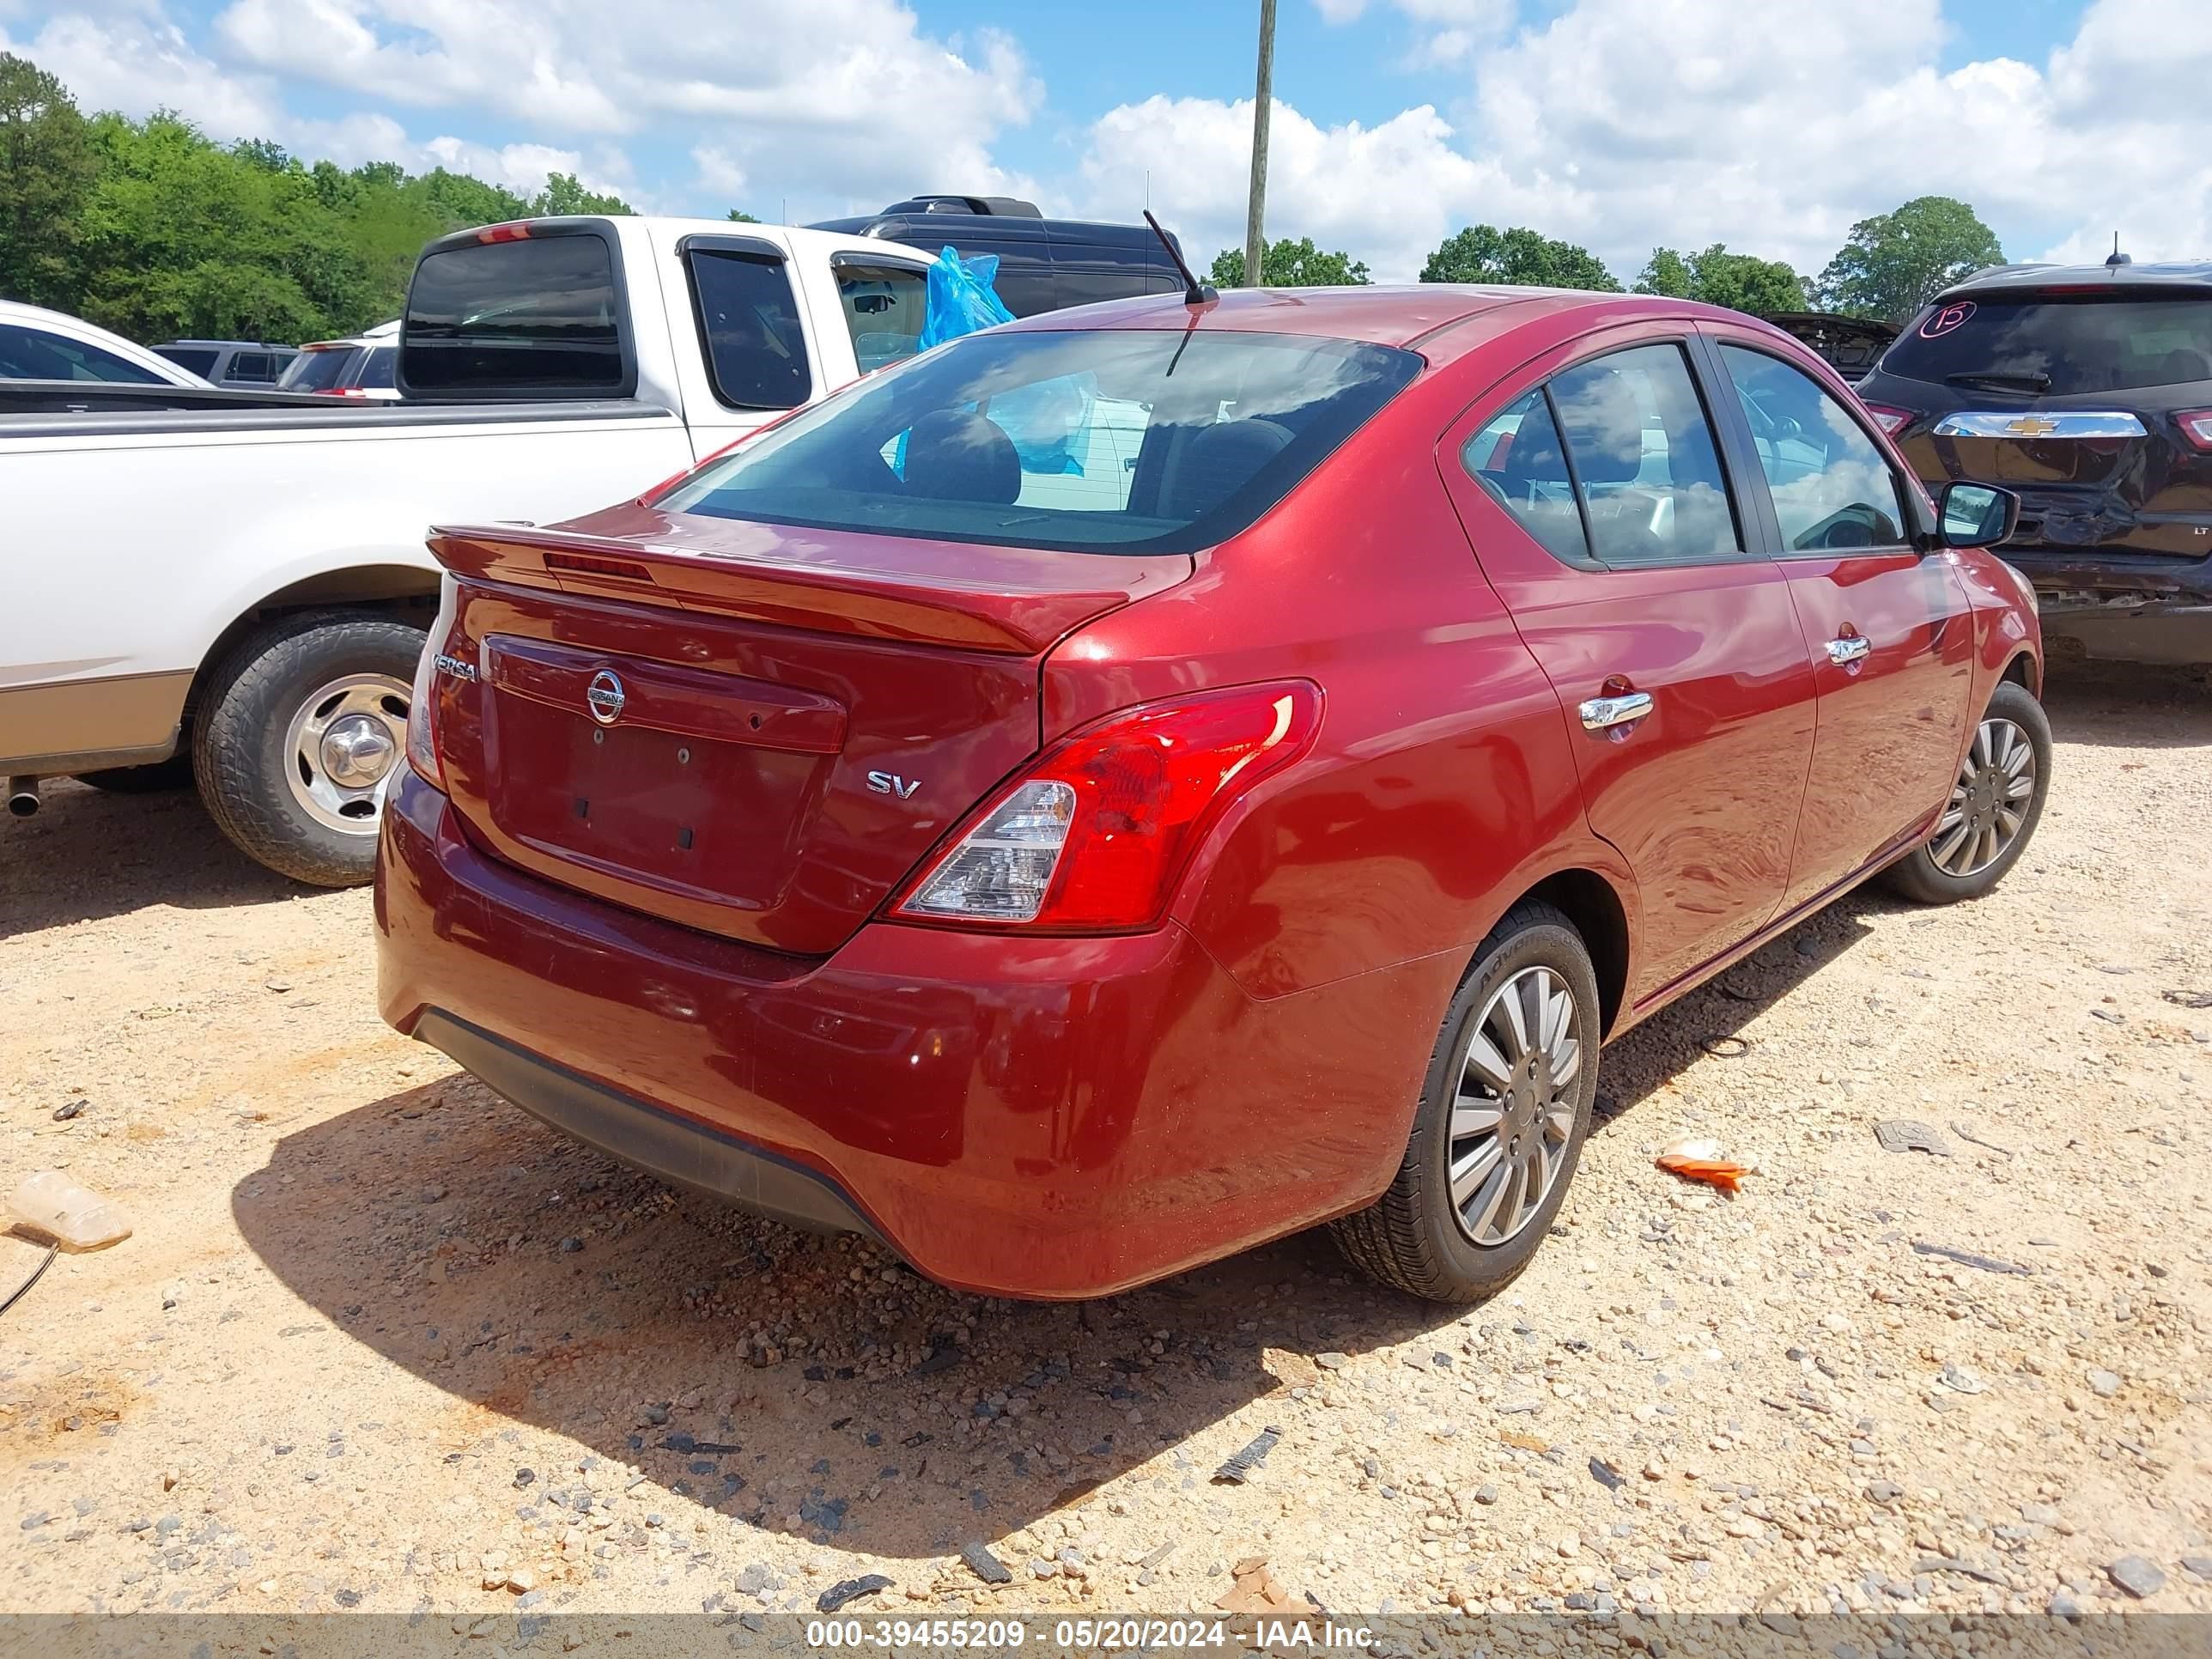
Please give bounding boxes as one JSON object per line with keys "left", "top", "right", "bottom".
{"left": 0, "top": 216, "right": 941, "bottom": 882}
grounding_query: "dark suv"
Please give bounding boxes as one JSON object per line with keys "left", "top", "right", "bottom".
{"left": 810, "top": 195, "right": 1188, "bottom": 317}
{"left": 1856, "top": 262, "right": 2212, "bottom": 665}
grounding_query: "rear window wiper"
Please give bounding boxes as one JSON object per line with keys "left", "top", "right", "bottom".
{"left": 1944, "top": 371, "right": 2052, "bottom": 392}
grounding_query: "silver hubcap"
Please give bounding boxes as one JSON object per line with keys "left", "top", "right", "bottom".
{"left": 1448, "top": 965, "right": 1582, "bottom": 1247}
{"left": 1930, "top": 717, "right": 2035, "bottom": 878}
{"left": 283, "top": 674, "right": 410, "bottom": 835}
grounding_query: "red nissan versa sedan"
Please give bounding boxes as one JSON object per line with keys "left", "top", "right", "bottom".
{"left": 375, "top": 286, "right": 2049, "bottom": 1304}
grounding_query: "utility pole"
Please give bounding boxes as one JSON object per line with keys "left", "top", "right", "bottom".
{"left": 1243, "top": 0, "right": 1276, "bottom": 288}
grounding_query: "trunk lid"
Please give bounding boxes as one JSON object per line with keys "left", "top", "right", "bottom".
{"left": 425, "top": 501, "right": 1188, "bottom": 955}
{"left": 1896, "top": 402, "right": 2210, "bottom": 558}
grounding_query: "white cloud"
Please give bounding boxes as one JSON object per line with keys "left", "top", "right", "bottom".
{"left": 1082, "top": 0, "right": 2212, "bottom": 283}
{"left": 5, "top": 9, "right": 285, "bottom": 137}
{"left": 1078, "top": 95, "right": 1497, "bottom": 282}
{"left": 206, "top": 0, "right": 1042, "bottom": 215}
{"left": 0, "top": 5, "right": 637, "bottom": 207}
{"left": 1316, "top": 0, "right": 1513, "bottom": 69}
{"left": 214, "top": 1, "right": 628, "bottom": 132}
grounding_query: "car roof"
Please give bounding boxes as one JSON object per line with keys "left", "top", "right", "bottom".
{"left": 812, "top": 212, "right": 1170, "bottom": 250}
{"left": 993, "top": 285, "right": 1729, "bottom": 349}
{"left": 1942, "top": 260, "right": 2212, "bottom": 299}
{"left": 158, "top": 338, "right": 294, "bottom": 349}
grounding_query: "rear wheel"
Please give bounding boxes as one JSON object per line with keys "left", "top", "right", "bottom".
{"left": 192, "top": 611, "right": 423, "bottom": 886}
{"left": 1331, "top": 900, "right": 1601, "bottom": 1303}
{"left": 1881, "top": 680, "right": 2051, "bottom": 904}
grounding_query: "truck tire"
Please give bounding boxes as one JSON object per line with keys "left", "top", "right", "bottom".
{"left": 74, "top": 755, "right": 195, "bottom": 793}
{"left": 192, "top": 611, "right": 424, "bottom": 887}
{"left": 1331, "top": 900, "right": 1601, "bottom": 1304}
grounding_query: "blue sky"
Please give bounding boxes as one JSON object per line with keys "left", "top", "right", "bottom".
{"left": 4, "top": 1, "right": 2205, "bottom": 283}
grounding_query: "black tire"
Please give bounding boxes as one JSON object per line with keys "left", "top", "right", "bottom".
{"left": 1880, "top": 679, "right": 2051, "bottom": 905}
{"left": 74, "top": 754, "right": 195, "bottom": 793}
{"left": 192, "top": 611, "right": 424, "bottom": 887}
{"left": 1331, "top": 900, "right": 1602, "bottom": 1304}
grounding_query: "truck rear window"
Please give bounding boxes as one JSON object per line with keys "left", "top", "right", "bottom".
{"left": 402, "top": 233, "right": 625, "bottom": 396}
{"left": 660, "top": 326, "right": 1419, "bottom": 556}
{"left": 1880, "top": 294, "right": 2212, "bottom": 393}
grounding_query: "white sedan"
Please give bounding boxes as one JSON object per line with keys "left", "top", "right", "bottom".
{"left": 0, "top": 301, "right": 214, "bottom": 388}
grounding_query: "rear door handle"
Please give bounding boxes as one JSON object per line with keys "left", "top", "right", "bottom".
{"left": 1826, "top": 635, "right": 1871, "bottom": 666}
{"left": 1579, "top": 691, "right": 1654, "bottom": 732}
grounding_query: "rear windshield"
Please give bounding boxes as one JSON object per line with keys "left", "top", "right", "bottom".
{"left": 280, "top": 347, "right": 362, "bottom": 392}
{"left": 1881, "top": 294, "right": 2212, "bottom": 393}
{"left": 660, "top": 327, "right": 1419, "bottom": 556}
{"left": 402, "top": 232, "right": 625, "bottom": 395}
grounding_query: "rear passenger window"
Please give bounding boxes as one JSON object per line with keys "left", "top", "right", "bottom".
{"left": 1546, "top": 344, "right": 1741, "bottom": 567}
{"left": 1717, "top": 345, "right": 1907, "bottom": 551}
{"left": 834, "top": 260, "right": 928, "bottom": 373}
{"left": 687, "top": 250, "right": 811, "bottom": 410}
{"left": 227, "top": 352, "right": 276, "bottom": 383}
{"left": 1463, "top": 389, "right": 1591, "bottom": 565}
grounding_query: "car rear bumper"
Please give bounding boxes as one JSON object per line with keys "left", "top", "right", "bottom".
{"left": 2037, "top": 599, "right": 2212, "bottom": 665}
{"left": 374, "top": 765, "right": 1448, "bottom": 1299}
{"left": 2002, "top": 546, "right": 2212, "bottom": 665}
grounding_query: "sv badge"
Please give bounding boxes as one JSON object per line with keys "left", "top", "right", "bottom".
{"left": 866, "top": 771, "right": 921, "bottom": 799}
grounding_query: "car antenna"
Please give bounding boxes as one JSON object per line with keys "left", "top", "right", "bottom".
{"left": 2106, "top": 233, "right": 2131, "bottom": 269}
{"left": 1145, "top": 210, "right": 1217, "bottom": 307}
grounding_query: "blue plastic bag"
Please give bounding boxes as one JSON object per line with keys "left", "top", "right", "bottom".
{"left": 918, "top": 246, "right": 1015, "bottom": 350}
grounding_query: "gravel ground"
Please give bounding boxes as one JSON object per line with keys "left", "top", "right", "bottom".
{"left": 3, "top": 659, "right": 2209, "bottom": 1628}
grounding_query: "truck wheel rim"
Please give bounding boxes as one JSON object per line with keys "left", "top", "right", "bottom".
{"left": 1447, "top": 965, "right": 1582, "bottom": 1247}
{"left": 1931, "top": 717, "right": 2035, "bottom": 878}
{"left": 284, "top": 673, "right": 410, "bottom": 836}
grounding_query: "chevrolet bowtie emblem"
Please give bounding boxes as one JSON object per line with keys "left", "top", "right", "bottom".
{"left": 2004, "top": 416, "right": 2059, "bottom": 437}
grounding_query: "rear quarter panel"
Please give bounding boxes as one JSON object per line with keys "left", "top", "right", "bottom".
{"left": 1042, "top": 355, "right": 1631, "bottom": 1002}
{"left": 1035, "top": 353, "right": 1631, "bottom": 1220}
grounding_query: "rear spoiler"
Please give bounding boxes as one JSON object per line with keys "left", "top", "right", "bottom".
{"left": 428, "top": 521, "right": 1186, "bottom": 656}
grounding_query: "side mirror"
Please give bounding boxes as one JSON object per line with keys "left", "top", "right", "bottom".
{"left": 1937, "top": 480, "right": 2020, "bottom": 550}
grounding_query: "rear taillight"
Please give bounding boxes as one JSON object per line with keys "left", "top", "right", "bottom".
{"left": 890, "top": 682, "right": 1322, "bottom": 934}
{"left": 1863, "top": 402, "right": 1915, "bottom": 437}
{"left": 405, "top": 574, "right": 459, "bottom": 790}
{"left": 2177, "top": 410, "right": 2212, "bottom": 451}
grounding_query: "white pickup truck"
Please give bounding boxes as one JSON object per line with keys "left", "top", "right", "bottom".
{"left": 0, "top": 216, "right": 939, "bottom": 882}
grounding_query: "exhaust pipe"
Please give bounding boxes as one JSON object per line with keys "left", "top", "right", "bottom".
{"left": 7, "top": 777, "right": 40, "bottom": 818}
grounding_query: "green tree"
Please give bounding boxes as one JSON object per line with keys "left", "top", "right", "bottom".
{"left": 1208, "top": 236, "right": 1371, "bottom": 288}
{"left": 0, "top": 52, "right": 97, "bottom": 307}
{"left": 726, "top": 208, "right": 761, "bottom": 223}
{"left": 531, "top": 172, "right": 633, "bottom": 216}
{"left": 1420, "top": 225, "right": 1620, "bottom": 291}
{"left": 404, "top": 167, "right": 532, "bottom": 230}
{"left": 1635, "top": 243, "right": 1807, "bottom": 314}
{"left": 1635, "top": 246, "right": 1692, "bottom": 298}
{"left": 1817, "top": 196, "right": 2003, "bottom": 322}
